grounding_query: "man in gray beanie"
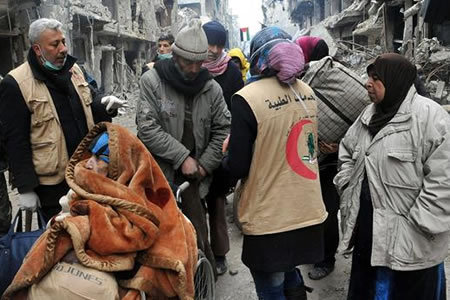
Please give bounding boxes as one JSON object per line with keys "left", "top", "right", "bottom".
{"left": 136, "top": 18, "right": 231, "bottom": 271}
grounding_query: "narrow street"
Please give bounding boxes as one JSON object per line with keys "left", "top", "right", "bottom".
{"left": 1, "top": 0, "right": 450, "bottom": 298}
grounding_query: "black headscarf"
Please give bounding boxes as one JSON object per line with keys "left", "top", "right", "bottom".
{"left": 309, "top": 39, "right": 329, "bottom": 62}
{"left": 154, "top": 58, "right": 211, "bottom": 96}
{"left": 367, "top": 53, "right": 417, "bottom": 136}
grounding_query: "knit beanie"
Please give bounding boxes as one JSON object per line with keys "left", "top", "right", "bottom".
{"left": 172, "top": 19, "right": 208, "bottom": 61}
{"left": 202, "top": 21, "right": 227, "bottom": 46}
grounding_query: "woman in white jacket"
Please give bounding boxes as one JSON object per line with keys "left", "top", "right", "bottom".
{"left": 335, "top": 53, "right": 450, "bottom": 300}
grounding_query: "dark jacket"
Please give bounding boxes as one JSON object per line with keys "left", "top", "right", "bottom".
{"left": 213, "top": 61, "right": 244, "bottom": 110}
{"left": 0, "top": 77, "right": 6, "bottom": 173}
{"left": 0, "top": 50, "right": 112, "bottom": 192}
{"left": 0, "top": 131, "right": 6, "bottom": 173}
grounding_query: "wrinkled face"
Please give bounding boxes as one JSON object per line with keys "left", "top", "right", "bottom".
{"left": 85, "top": 155, "right": 109, "bottom": 177}
{"left": 366, "top": 74, "right": 385, "bottom": 104}
{"left": 174, "top": 55, "right": 203, "bottom": 80}
{"left": 32, "top": 29, "right": 68, "bottom": 67}
{"left": 158, "top": 40, "right": 172, "bottom": 54}
{"left": 207, "top": 44, "right": 224, "bottom": 61}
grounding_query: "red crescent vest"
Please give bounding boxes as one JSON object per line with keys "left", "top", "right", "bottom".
{"left": 235, "top": 77, "right": 327, "bottom": 235}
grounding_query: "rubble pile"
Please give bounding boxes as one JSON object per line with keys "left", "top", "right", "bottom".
{"left": 414, "top": 38, "right": 450, "bottom": 104}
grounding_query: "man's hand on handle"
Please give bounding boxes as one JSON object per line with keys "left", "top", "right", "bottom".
{"left": 181, "top": 156, "right": 208, "bottom": 179}
{"left": 181, "top": 156, "right": 199, "bottom": 177}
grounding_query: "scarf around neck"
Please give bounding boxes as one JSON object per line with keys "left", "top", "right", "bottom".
{"left": 154, "top": 58, "right": 212, "bottom": 96}
{"left": 367, "top": 53, "right": 417, "bottom": 136}
{"left": 202, "top": 52, "right": 231, "bottom": 77}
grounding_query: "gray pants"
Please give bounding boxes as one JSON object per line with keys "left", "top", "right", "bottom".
{"left": 0, "top": 172, "right": 11, "bottom": 235}
{"left": 174, "top": 173, "right": 216, "bottom": 273}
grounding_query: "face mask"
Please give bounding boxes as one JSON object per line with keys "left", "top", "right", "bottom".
{"left": 37, "top": 45, "right": 66, "bottom": 71}
{"left": 157, "top": 53, "right": 173, "bottom": 60}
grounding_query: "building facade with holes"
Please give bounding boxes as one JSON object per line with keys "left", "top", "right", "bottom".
{"left": 0, "top": 0, "right": 178, "bottom": 96}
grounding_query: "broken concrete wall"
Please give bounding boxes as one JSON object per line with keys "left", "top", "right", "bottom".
{"left": 176, "top": 0, "right": 238, "bottom": 49}
{"left": 268, "top": 0, "right": 450, "bottom": 106}
{"left": 262, "top": 0, "right": 298, "bottom": 36}
{"left": 2, "top": 0, "right": 177, "bottom": 97}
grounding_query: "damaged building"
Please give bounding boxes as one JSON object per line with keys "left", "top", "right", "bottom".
{"left": 0, "top": 0, "right": 237, "bottom": 97}
{"left": 263, "top": 0, "right": 450, "bottom": 104}
{"left": 177, "top": 0, "right": 239, "bottom": 48}
{"left": 1, "top": 0, "right": 175, "bottom": 96}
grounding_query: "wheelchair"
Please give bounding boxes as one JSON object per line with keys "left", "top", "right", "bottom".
{"left": 174, "top": 182, "right": 215, "bottom": 300}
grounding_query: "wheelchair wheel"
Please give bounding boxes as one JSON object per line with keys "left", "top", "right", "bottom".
{"left": 194, "top": 249, "right": 215, "bottom": 300}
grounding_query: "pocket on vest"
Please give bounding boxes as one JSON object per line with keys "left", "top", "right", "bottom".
{"left": 77, "top": 82, "right": 93, "bottom": 106}
{"left": 31, "top": 141, "right": 58, "bottom": 176}
{"left": 29, "top": 97, "right": 54, "bottom": 126}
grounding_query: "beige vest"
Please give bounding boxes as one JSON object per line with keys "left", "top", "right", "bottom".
{"left": 9, "top": 62, "right": 95, "bottom": 185}
{"left": 236, "top": 77, "right": 327, "bottom": 235}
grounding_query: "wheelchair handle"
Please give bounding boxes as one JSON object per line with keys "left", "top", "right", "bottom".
{"left": 176, "top": 181, "right": 190, "bottom": 203}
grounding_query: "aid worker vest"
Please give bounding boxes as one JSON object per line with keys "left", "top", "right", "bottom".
{"left": 235, "top": 77, "right": 327, "bottom": 235}
{"left": 9, "top": 62, "right": 95, "bottom": 185}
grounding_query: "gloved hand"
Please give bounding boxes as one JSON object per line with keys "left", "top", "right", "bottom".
{"left": 101, "top": 95, "right": 129, "bottom": 114}
{"left": 54, "top": 189, "right": 75, "bottom": 222}
{"left": 18, "top": 191, "right": 40, "bottom": 211}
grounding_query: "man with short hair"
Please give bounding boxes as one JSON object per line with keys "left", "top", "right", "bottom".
{"left": 137, "top": 19, "right": 231, "bottom": 269}
{"left": 156, "top": 33, "right": 175, "bottom": 57}
{"left": 142, "top": 33, "right": 175, "bottom": 73}
{"left": 0, "top": 18, "right": 127, "bottom": 221}
{"left": 202, "top": 20, "right": 244, "bottom": 275}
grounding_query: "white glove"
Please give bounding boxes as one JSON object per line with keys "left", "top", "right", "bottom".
{"left": 101, "top": 95, "right": 129, "bottom": 114}
{"left": 55, "top": 189, "right": 75, "bottom": 222}
{"left": 18, "top": 191, "right": 40, "bottom": 211}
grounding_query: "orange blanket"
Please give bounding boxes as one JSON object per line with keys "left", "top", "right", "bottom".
{"left": 2, "top": 123, "right": 198, "bottom": 300}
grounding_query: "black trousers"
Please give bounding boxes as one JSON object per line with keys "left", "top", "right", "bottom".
{"left": 316, "top": 164, "right": 339, "bottom": 267}
{"left": 35, "top": 181, "right": 69, "bottom": 222}
{"left": 0, "top": 172, "right": 11, "bottom": 235}
{"left": 205, "top": 164, "right": 230, "bottom": 257}
{"left": 174, "top": 173, "right": 216, "bottom": 271}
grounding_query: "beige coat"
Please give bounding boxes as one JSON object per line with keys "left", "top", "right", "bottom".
{"left": 335, "top": 86, "right": 450, "bottom": 270}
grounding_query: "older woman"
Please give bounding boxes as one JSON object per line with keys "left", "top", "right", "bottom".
{"left": 335, "top": 53, "right": 450, "bottom": 299}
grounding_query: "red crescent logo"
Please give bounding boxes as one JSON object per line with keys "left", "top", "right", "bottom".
{"left": 285, "top": 119, "right": 317, "bottom": 179}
